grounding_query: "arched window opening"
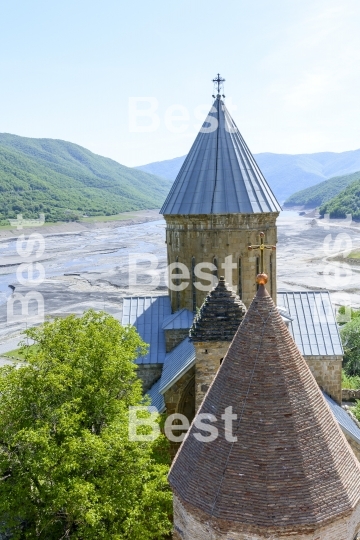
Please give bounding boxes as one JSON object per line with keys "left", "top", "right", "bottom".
{"left": 256, "top": 256, "right": 260, "bottom": 290}
{"left": 238, "top": 257, "right": 242, "bottom": 299}
{"left": 175, "top": 256, "right": 180, "bottom": 311}
{"left": 213, "top": 257, "right": 218, "bottom": 286}
{"left": 191, "top": 257, "right": 196, "bottom": 312}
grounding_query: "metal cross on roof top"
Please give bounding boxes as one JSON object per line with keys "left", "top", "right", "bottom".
{"left": 248, "top": 232, "right": 276, "bottom": 274}
{"left": 212, "top": 73, "right": 225, "bottom": 95}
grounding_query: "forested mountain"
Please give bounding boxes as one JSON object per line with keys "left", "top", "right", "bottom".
{"left": 283, "top": 171, "right": 360, "bottom": 208}
{"left": 320, "top": 178, "right": 360, "bottom": 220}
{"left": 137, "top": 149, "right": 360, "bottom": 202}
{"left": 0, "top": 133, "right": 171, "bottom": 224}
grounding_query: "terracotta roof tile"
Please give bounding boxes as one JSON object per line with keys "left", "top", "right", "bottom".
{"left": 169, "top": 285, "right": 360, "bottom": 529}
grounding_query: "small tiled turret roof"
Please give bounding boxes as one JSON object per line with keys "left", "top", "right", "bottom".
{"left": 169, "top": 283, "right": 360, "bottom": 533}
{"left": 189, "top": 277, "right": 246, "bottom": 342}
{"left": 160, "top": 96, "right": 281, "bottom": 215}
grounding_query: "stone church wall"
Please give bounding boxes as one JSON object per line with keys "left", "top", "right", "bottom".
{"left": 304, "top": 355, "right": 342, "bottom": 404}
{"left": 164, "top": 212, "right": 278, "bottom": 312}
{"left": 136, "top": 363, "right": 163, "bottom": 393}
{"left": 193, "top": 341, "right": 229, "bottom": 410}
{"left": 164, "top": 367, "right": 195, "bottom": 457}
{"left": 172, "top": 493, "right": 360, "bottom": 540}
{"left": 165, "top": 328, "right": 191, "bottom": 352}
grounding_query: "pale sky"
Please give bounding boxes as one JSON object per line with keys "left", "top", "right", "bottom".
{"left": 0, "top": 0, "right": 359, "bottom": 167}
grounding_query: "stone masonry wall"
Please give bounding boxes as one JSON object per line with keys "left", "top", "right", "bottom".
{"left": 304, "top": 355, "right": 342, "bottom": 404}
{"left": 194, "top": 342, "right": 229, "bottom": 410}
{"left": 173, "top": 493, "right": 360, "bottom": 540}
{"left": 164, "top": 367, "right": 195, "bottom": 458}
{"left": 164, "top": 367, "right": 195, "bottom": 416}
{"left": 165, "top": 213, "right": 278, "bottom": 312}
{"left": 165, "top": 328, "right": 191, "bottom": 352}
{"left": 343, "top": 389, "right": 360, "bottom": 401}
{"left": 136, "top": 364, "right": 163, "bottom": 393}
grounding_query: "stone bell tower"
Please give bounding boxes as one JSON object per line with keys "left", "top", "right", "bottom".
{"left": 161, "top": 74, "right": 281, "bottom": 312}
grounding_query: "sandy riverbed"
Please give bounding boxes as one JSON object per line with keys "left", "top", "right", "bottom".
{"left": 0, "top": 209, "right": 161, "bottom": 241}
{"left": 1, "top": 210, "right": 360, "bottom": 355}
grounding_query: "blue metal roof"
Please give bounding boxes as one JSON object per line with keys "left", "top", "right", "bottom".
{"left": 162, "top": 308, "right": 194, "bottom": 330}
{"left": 277, "top": 291, "right": 343, "bottom": 356}
{"left": 122, "top": 296, "right": 171, "bottom": 364}
{"left": 323, "top": 392, "right": 360, "bottom": 446}
{"left": 146, "top": 379, "right": 166, "bottom": 413}
{"left": 159, "top": 338, "right": 196, "bottom": 394}
{"left": 160, "top": 97, "right": 281, "bottom": 216}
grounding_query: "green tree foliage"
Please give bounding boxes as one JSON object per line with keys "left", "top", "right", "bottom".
{"left": 341, "top": 369, "right": 360, "bottom": 389}
{"left": 337, "top": 305, "right": 360, "bottom": 326}
{"left": 353, "top": 400, "right": 360, "bottom": 423}
{"left": 0, "top": 311, "right": 172, "bottom": 539}
{"left": 283, "top": 170, "right": 360, "bottom": 209}
{"left": 0, "top": 134, "right": 172, "bottom": 224}
{"left": 320, "top": 176, "right": 360, "bottom": 220}
{"left": 341, "top": 316, "right": 360, "bottom": 377}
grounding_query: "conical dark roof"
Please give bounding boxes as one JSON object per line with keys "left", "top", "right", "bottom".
{"left": 190, "top": 277, "right": 246, "bottom": 342}
{"left": 160, "top": 97, "right": 281, "bottom": 215}
{"left": 169, "top": 285, "right": 360, "bottom": 533}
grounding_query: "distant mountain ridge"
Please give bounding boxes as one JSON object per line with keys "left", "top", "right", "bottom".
{"left": 284, "top": 171, "right": 360, "bottom": 208}
{"left": 137, "top": 156, "right": 186, "bottom": 182}
{"left": 0, "top": 133, "right": 171, "bottom": 223}
{"left": 136, "top": 149, "right": 360, "bottom": 203}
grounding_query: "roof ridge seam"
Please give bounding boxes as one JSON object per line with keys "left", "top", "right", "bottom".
{"left": 210, "top": 99, "right": 220, "bottom": 214}
{"left": 223, "top": 107, "right": 239, "bottom": 213}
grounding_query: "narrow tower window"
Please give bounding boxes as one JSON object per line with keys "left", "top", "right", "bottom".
{"left": 176, "top": 256, "right": 180, "bottom": 311}
{"left": 191, "top": 257, "right": 196, "bottom": 312}
{"left": 213, "top": 257, "right": 218, "bottom": 285}
{"left": 238, "top": 257, "right": 242, "bottom": 298}
{"left": 270, "top": 254, "right": 273, "bottom": 297}
{"left": 256, "top": 256, "right": 260, "bottom": 290}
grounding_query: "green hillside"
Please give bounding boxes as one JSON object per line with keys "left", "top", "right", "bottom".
{"left": 283, "top": 170, "right": 360, "bottom": 208}
{"left": 320, "top": 178, "right": 360, "bottom": 220}
{"left": 0, "top": 133, "right": 171, "bottom": 224}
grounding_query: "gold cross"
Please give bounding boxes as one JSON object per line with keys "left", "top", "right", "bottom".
{"left": 248, "top": 232, "right": 276, "bottom": 274}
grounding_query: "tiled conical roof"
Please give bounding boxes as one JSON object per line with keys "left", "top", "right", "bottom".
{"left": 160, "top": 97, "right": 281, "bottom": 215}
{"left": 190, "top": 277, "right": 246, "bottom": 342}
{"left": 169, "top": 284, "right": 360, "bottom": 532}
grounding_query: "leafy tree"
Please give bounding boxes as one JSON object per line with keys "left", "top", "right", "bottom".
{"left": 341, "top": 317, "right": 360, "bottom": 377}
{"left": 0, "top": 311, "right": 172, "bottom": 539}
{"left": 337, "top": 305, "right": 360, "bottom": 326}
{"left": 341, "top": 369, "right": 360, "bottom": 389}
{"left": 353, "top": 400, "right": 360, "bottom": 423}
